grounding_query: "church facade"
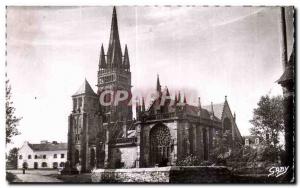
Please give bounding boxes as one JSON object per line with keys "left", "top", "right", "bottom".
{"left": 67, "top": 7, "right": 243, "bottom": 172}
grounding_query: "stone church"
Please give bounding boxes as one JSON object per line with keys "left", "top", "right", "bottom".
{"left": 67, "top": 7, "right": 243, "bottom": 172}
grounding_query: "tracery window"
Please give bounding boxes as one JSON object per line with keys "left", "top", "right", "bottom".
{"left": 150, "top": 124, "right": 171, "bottom": 166}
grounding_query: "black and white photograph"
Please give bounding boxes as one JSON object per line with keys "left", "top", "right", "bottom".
{"left": 5, "top": 5, "right": 295, "bottom": 184}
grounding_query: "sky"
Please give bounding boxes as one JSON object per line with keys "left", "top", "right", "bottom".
{"left": 6, "top": 6, "right": 294, "bottom": 149}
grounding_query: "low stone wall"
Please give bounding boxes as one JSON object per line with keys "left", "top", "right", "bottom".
{"left": 169, "top": 166, "right": 233, "bottom": 183}
{"left": 91, "top": 167, "right": 171, "bottom": 183}
{"left": 91, "top": 166, "right": 233, "bottom": 183}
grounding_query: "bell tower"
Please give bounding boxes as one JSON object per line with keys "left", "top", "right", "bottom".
{"left": 97, "top": 6, "right": 132, "bottom": 123}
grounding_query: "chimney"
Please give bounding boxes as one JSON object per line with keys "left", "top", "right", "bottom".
{"left": 52, "top": 141, "right": 58, "bottom": 144}
{"left": 40, "top": 140, "right": 48, "bottom": 144}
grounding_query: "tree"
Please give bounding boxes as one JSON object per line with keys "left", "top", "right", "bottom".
{"left": 249, "top": 95, "right": 284, "bottom": 163}
{"left": 6, "top": 79, "right": 22, "bottom": 144}
{"left": 210, "top": 131, "right": 243, "bottom": 166}
{"left": 250, "top": 95, "right": 283, "bottom": 147}
{"left": 7, "top": 147, "right": 19, "bottom": 169}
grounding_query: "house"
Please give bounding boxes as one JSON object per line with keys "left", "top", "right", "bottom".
{"left": 243, "top": 135, "right": 262, "bottom": 149}
{"left": 18, "top": 141, "right": 67, "bottom": 169}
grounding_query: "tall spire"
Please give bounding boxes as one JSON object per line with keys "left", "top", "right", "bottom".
{"left": 135, "top": 97, "right": 141, "bottom": 114}
{"left": 141, "top": 97, "right": 146, "bottom": 112}
{"left": 123, "top": 45, "right": 130, "bottom": 70}
{"left": 183, "top": 94, "right": 187, "bottom": 103}
{"left": 234, "top": 112, "right": 236, "bottom": 122}
{"left": 156, "top": 74, "right": 161, "bottom": 93}
{"left": 210, "top": 102, "right": 214, "bottom": 117}
{"left": 178, "top": 91, "right": 181, "bottom": 103}
{"left": 198, "top": 97, "right": 201, "bottom": 109}
{"left": 99, "top": 44, "right": 106, "bottom": 69}
{"left": 107, "top": 6, "right": 122, "bottom": 68}
{"left": 166, "top": 87, "right": 170, "bottom": 97}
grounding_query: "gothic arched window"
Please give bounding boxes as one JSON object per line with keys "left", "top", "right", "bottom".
{"left": 150, "top": 124, "right": 171, "bottom": 166}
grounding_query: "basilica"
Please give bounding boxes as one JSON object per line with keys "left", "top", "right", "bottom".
{"left": 67, "top": 7, "right": 243, "bottom": 172}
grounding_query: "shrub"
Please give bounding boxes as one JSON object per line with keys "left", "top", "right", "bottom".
{"left": 176, "top": 154, "right": 204, "bottom": 166}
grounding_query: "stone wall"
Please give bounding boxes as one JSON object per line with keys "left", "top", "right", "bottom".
{"left": 91, "top": 166, "right": 233, "bottom": 183}
{"left": 169, "top": 166, "right": 233, "bottom": 183}
{"left": 92, "top": 167, "right": 171, "bottom": 183}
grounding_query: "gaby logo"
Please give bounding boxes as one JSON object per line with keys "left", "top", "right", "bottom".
{"left": 268, "top": 166, "right": 289, "bottom": 178}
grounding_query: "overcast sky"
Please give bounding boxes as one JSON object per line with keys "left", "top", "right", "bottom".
{"left": 6, "top": 6, "right": 294, "bottom": 148}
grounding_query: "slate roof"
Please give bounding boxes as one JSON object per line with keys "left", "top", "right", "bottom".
{"left": 28, "top": 142, "right": 68, "bottom": 151}
{"left": 146, "top": 88, "right": 221, "bottom": 121}
{"left": 202, "top": 103, "right": 225, "bottom": 120}
{"left": 73, "top": 79, "right": 96, "bottom": 96}
{"left": 185, "top": 104, "right": 214, "bottom": 120}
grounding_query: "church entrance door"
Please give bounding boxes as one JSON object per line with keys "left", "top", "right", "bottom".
{"left": 75, "top": 149, "right": 80, "bottom": 164}
{"left": 90, "top": 148, "right": 96, "bottom": 168}
{"left": 150, "top": 124, "right": 171, "bottom": 167}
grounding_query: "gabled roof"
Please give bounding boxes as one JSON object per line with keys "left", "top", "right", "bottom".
{"left": 72, "top": 79, "right": 96, "bottom": 96}
{"left": 202, "top": 102, "right": 225, "bottom": 120}
{"left": 28, "top": 142, "right": 67, "bottom": 151}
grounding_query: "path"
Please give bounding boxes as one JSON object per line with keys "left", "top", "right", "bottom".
{"left": 7, "top": 170, "right": 63, "bottom": 183}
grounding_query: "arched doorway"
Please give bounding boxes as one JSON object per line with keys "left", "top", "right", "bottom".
{"left": 150, "top": 124, "right": 171, "bottom": 166}
{"left": 34, "top": 162, "right": 38, "bottom": 169}
{"left": 203, "top": 128, "right": 208, "bottom": 160}
{"left": 22, "top": 162, "right": 28, "bottom": 169}
{"left": 90, "top": 148, "right": 96, "bottom": 168}
{"left": 75, "top": 149, "right": 80, "bottom": 164}
{"left": 41, "top": 162, "right": 47, "bottom": 168}
{"left": 53, "top": 162, "right": 58, "bottom": 169}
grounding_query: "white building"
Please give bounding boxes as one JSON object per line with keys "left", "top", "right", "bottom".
{"left": 18, "top": 140, "right": 67, "bottom": 169}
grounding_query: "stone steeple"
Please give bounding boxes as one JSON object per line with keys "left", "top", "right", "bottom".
{"left": 73, "top": 79, "right": 96, "bottom": 97}
{"left": 198, "top": 97, "right": 201, "bottom": 109}
{"left": 97, "top": 6, "right": 133, "bottom": 122}
{"left": 99, "top": 44, "right": 106, "bottom": 69}
{"left": 183, "top": 94, "right": 187, "bottom": 103}
{"left": 141, "top": 97, "right": 146, "bottom": 112}
{"left": 106, "top": 6, "right": 122, "bottom": 68}
{"left": 123, "top": 45, "right": 130, "bottom": 70}
{"left": 178, "top": 91, "right": 181, "bottom": 103}
{"left": 156, "top": 74, "right": 161, "bottom": 93}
